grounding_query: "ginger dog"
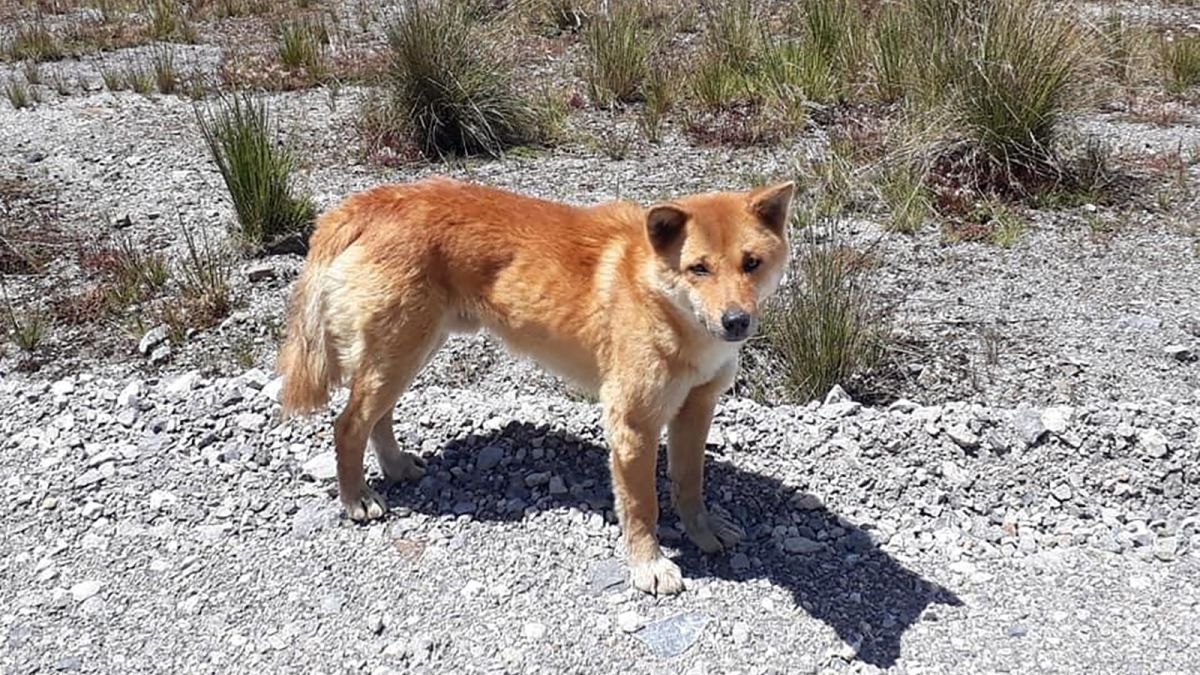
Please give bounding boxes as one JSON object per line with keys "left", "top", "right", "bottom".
{"left": 277, "top": 177, "right": 794, "bottom": 594}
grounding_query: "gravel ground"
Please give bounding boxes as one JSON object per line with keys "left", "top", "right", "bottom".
{"left": 0, "top": 373, "right": 1197, "bottom": 674}
{"left": 3, "top": 5, "right": 1200, "bottom": 672}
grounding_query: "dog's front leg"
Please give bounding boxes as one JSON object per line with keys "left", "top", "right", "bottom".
{"left": 668, "top": 367, "right": 744, "bottom": 554}
{"left": 603, "top": 402, "right": 684, "bottom": 596}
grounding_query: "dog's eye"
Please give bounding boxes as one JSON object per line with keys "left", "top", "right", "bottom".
{"left": 743, "top": 256, "right": 761, "bottom": 273}
{"left": 687, "top": 262, "right": 710, "bottom": 276}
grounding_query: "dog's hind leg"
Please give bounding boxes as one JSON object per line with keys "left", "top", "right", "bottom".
{"left": 336, "top": 326, "right": 444, "bottom": 522}
{"left": 369, "top": 332, "right": 447, "bottom": 484}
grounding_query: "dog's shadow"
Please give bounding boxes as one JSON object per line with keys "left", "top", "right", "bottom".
{"left": 382, "top": 420, "right": 960, "bottom": 668}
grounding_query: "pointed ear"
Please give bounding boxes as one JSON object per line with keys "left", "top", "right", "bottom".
{"left": 749, "top": 181, "right": 795, "bottom": 234}
{"left": 646, "top": 203, "right": 689, "bottom": 254}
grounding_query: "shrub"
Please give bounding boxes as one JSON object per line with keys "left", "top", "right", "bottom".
{"left": 4, "top": 77, "right": 31, "bottom": 109}
{"left": 526, "top": 0, "right": 591, "bottom": 35}
{"left": 151, "top": 45, "right": 177, "bottom": 94}
{"left": 100, "top": 65, "right": 126, "bottom": 91}
{"left": 22, "top": 61, "right": 42, "bottom": 85}
{"left": 7, "top": 21, "right": 64, "bottom": 62}
{"left": 1159, "top": 34, "right": 1200, "bottom": 95}
{"left": 380, "top": 0, "right": 536, "bottom": 157}
{"left": 125, "top": 60, "right": 154, "bottom": 94}
{"left": 872, "top": 4, "right": 911, "bottom": 102}
{"left": 146, "top": 0, "right": 197, "bottom": 43}
{"left": 196, "top": 95, "right": 316, "bottom": 249}
{"left": 640, "top": 63, "right": 678, "bottom": 142}
{"left": 583, "top": 3, "right": 650, "bottom": 106}
{"left": 880, "top": 161, "right": 931, "bottom": 234}
{"left": 177, "top": 226, "right": 232, "bottom": 324}
{"left": 1, "top": 282, "right": 48, "bottom": 353}
{"left": 278, "top": 18, "right": 327, "bottom": 76}
{"left": 760, "top": 217, "right": 886, "bottom": 403}
{"left": 954, "top": 0, "right": 1083, "bottom": 171}
{"left": 1100, "top": 10, "right": 1136, "bottom": 86}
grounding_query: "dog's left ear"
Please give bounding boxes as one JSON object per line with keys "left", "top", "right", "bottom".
{"left": 749, "top": 181, "right": 795, "bottom": 234}
{"left": 646, "top": 203, "right": 689, "bottom": 255}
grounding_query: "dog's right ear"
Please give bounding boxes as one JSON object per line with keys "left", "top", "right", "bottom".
{"left": 646, "top": 203, "right": 689, "bottom": 255}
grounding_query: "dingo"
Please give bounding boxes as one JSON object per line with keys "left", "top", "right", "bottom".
{"left": 278, "top": 177, "right": 794, "bottom": 594}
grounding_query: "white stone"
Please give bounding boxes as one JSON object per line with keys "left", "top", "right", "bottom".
{"left": 70, "top": 580, "right": 103, "bottom": 602}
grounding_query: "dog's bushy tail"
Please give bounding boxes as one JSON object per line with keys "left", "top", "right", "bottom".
{"left": 277, "top": 206, "right": 366, "bottom": 416}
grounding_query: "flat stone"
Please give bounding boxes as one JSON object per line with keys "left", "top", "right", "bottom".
{"left": 1051, "top": 484, "right": 1072, "bottom": 502}
{"left": 1012, "top": 406, "right": 1045, "bottom": 445}
{"left": 783, "top": 536, "right": 823, "bottom": 554}
{"left": 476, "top": 444, "right": 504, "bottom": 471}
{"left": 261, "top": 377, "right": 285, "bottom": 402}
{"left": 548, "top": 476, "right": 568, "bottom": 495}
{"left": 617, "top": 611, "right": 644, "bottom": 634}
{"left": 70, "top": 580, "right": 103, "bottom": 602}
{"left": 634, "top": 613, "right": 710, "bottom": 658}
{"left": 588, "top": 559, "right": 627, "bottom": 595}
{"left": 1117, "top": 315, "right": 1161, "bottom": 330}
{"left": 138, "top": 326, "right": 169, "bottom": 356}
{"left": 1164, "top": 345, "right": 1196, "bottom": 362}
{"left": 149, "top": 343, "right": 171, "bottom": 365}
{"left": 819, "top": 401, "right": 861, "bottom": 419}
{"left": 945, "top": 425, "right": 979, "bottom": 449}
{"left": 246, "top": 262, "right": 277, "bottom": 282}
{"left": 148, "top": 490, "right": 177, "bottom": 511}
{"left": 1041, "top": 406, "right": 1073, "bottom": 435}
{"left": 1138, "top": 429, "right": 1169, "bottom": 458}
{"left": 117, "top": 380, "right": 143, "bottom": 409}
{"left": 235, "top": 412, "right": 266, "bottom": 432}
{"left": 165, "top": 371, "right": 202, "bottom": 395}
{"left": 302, "top": 453, "right": 337, "bottom": 481}
{"left": 74, "top": 469, "right": 105, "bottom": 489}
{"left": 521, "top": 622, "right": 547, "bottom": 640}
{"left": 823, "top": 385, "right": 851, "bottom": 405}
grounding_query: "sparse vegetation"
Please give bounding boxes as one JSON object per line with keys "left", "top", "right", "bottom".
{"left": 100, "top": 65, "right": 125, "bottom": 91}
{"left": 126, "top": 60, "right": 155, "bottom": 94}
{"left": 525, "top": 0, "right": 590, "bottom": 35}
{"left": 4, "top": 77, "right": 31, "bottom": 109}
{"left": 6, "top": 21, "right": 64, "bottom": 62}
{"left": 1159, "top": 34, "right": 1200, "bottom": 95}
{"left": 879, "top": 161, "right": 931, "bottom": 234}
{"left": 176, "top": 225, "right": 233, "bottom": 327}
{"left": 146, "top": 0, "right": 198, "bottom": 43}
{"left": 759, "top": 216, "right": 886, "bottom": 403}
{"left": 953, "top": 0, "right": 1083, "bottom": 174}
{"left": 1, "top": 281, "right": 47, "bottom": 353}
{"left": 278, "top": 17, "right": 327, "bottom": 77}
{"left": 377, "top": 0, "right": 537, "bottom": 158}
{"left": 151, "top": 45, "right": 177, "bottom": 94}
{"left": 22, "top": 60, "right": 42, "bottom": 85}
{"left": 196, "top": 94, "right": 316, "bottom": 249}
{"left": 583, "top": 2, "right": 651, "bottom": 106}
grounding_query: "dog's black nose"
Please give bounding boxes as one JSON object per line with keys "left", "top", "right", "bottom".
{"left": 721, "top": 309, "right": 752, "bottom": 340}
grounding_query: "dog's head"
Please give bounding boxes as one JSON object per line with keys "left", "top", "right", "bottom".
{"left": 646, "top": 182, "right": 794, "bottom": 343}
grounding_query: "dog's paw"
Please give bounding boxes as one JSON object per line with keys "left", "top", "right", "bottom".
{"left": 682, "top": 507, "right": 744, "bottom": 553}
{"left": 630, "top": 556, "right": 685, "bottom": 596}
{"left": 343, "top": 487, "right": 388, "bottom": 522}
{"left": 379, "top": 451, "right": 427, "bottom": 483}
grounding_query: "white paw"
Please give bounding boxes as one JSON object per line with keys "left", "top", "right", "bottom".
{"left": 380, "top": 452, "right": 427, "bottom": 483}
{"left": 629, "top": 556, "right": 685, "bottom": 596}
{"left": 343, "top": 486, "right": 388, "bottom": 522}
{"left": 681, "top": 506, "right": 744, "bottom": 553}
